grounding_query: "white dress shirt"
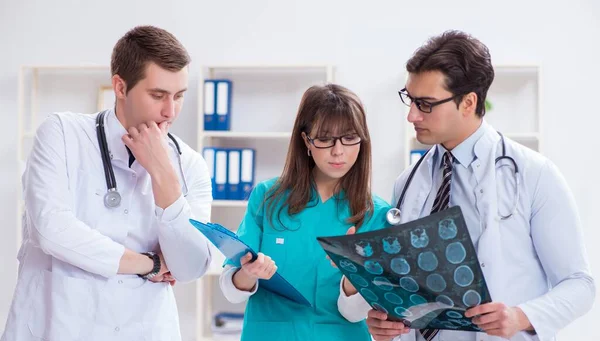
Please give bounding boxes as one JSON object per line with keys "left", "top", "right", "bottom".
{"left": 338, "top": 121, "right": 595, "bottom": 341}
{"left": 2, "top": 109, "right": 213, "bottom": 341}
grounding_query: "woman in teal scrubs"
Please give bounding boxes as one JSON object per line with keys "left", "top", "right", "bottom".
{"left": 219, "top": 84, "right": 392, "bottom": 341}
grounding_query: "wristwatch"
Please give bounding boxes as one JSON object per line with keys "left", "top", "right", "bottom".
{"left": 139, "top": 252, "right": 161, "bottom": 280}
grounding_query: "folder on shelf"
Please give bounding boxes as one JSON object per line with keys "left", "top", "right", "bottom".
{"left": 216, "top": 80, "right": 232, "bottom": 131}
{"left": 203, "top": 80, "right": 217, "bottom": 131}
{"left": 240, "top": 148, "right": 256, "bottom": 200}
{"left": 410, "top": 149, "right": 428, "bottom": 165}
{"left": 202, "top": 147, "right": 217, "bottom": 197}
{"left": 214, "top": 149, "right": 228, "bottom": 200}
{"left": 227, "top": 149, "right": 241, "bottom": 200}
{"left": 189, "top": 219, "right": 312, "bottom": 307}
{"left": 211, "top": 312, "right": 244, "bottom": 335}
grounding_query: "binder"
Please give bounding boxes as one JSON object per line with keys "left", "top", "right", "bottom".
{"left": 214, "top": 149, "right": 228, "bottom": 200}
{"left": 211, "top": 312, "right": 244, "bottom": 335}
{"left": 203, "top": 80, "right": 216, "bottom": 131}
{"left": 227, "top": 149, "right": 241, "bottom": 200}
{"left": 189, "top": 219, "right": 311, "bottom": 307}
{"left": 410, "top": 149, "right": 428, "bottom": 165}
{"left": 216, "top": 80, "right": 232, "bottom": 131}
{"left": 240, "top": 148, "right": 255, "bottom": 200}
{"left": 202, "top": 148, "right": 217, "bottom": 197}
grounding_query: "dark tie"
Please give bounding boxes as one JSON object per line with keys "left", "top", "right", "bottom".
{"left": 420, "top": 151, "right": 453, "bottom": 341}
{"left": 126, "top": 146, "right": 135, "bottom": 168}
{"left": 431, "top": 151, "right": 453, "bottom": 214}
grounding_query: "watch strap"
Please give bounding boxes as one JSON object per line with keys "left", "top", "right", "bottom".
{"left": 139, "top": 252, "right": 161, "bottom": 279}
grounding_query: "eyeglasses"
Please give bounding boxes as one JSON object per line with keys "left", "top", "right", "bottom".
{"left": 306, "top": 134, "right": 362, "bottom": 149}
{"left": 398, "top": 88, "right": 463, "bottom": 113}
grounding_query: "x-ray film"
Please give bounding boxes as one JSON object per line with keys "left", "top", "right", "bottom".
{"left": 317, "top": 206, "right": 491, "bottom": 331}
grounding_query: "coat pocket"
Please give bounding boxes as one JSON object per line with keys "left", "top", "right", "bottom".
{"left": 28, "top": 270, "right": 94, "bottom": 341}
{"left": 142, "top": 282, "right": 180, "bottom": 341}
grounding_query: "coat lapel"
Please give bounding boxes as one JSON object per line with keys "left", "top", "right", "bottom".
{"left": 473, "top": 125, "right": 504, "bottom": 303}
{"left": 400, "top": 148, "right": 435, "bottom": 224}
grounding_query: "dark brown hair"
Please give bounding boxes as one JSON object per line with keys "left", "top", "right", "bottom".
{"left": 265, "top": 84, "right": 374, "bottom": 230}
{"left": 406, "top": 30, "right": 494, "bottom": 117}
{"left": 111, "top": 25, "right": 191, "bottom": 93}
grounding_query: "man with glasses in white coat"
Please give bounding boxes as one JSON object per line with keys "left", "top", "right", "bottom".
{"left": 337, "top": 30, "right": 595, "bottom": 341}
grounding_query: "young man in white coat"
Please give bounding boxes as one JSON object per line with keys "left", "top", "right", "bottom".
{"left": 337, "top": 30, "right": 595, "bottom": 341}
{"left": 2, "top": 26, "right": 213, "bottom": 341}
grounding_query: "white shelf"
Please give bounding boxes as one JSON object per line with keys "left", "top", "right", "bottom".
{"left": 504, "top": 132, "right": 539, "bottom": 140}
{"left": 490, "top": 65, "right": 539, "bottom": 74}
{"left": 202, "top": 131, "right": 291, "bottom": 139}
{"left": 212, "top": 200, "right": 248, "bottom": 208}
{"left": 205, "top": 64, "right": 333, "bottom": 79}
{"left": 206, "top": 263, "right": 225, "bottom": 277}
{"left": 206, "top": 250, "right": 226, "bottom": 276}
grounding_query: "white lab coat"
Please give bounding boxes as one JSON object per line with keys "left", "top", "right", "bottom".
{"left": 2, "top": 110, "right": 213, "bottom": 341}
{"left": 338, "top": 122, "right": 595, "bottom": 341}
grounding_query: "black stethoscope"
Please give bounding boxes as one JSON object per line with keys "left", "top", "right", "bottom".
{"left": 386, "top": 132, "right": 520, "bottom": 225}
{"left": 96, "top": 110, "right": 188, "bottom": 208}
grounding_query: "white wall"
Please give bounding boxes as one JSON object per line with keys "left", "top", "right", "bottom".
{"left": 0, "top": 0, "right": 598, "bottom": 339}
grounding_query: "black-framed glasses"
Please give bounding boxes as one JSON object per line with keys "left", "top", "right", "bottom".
{"left": 398, "top": 88, "right": 463, "bottom": 113}
{"left": 306, "top": 134, "right": 362, "bottom": 149}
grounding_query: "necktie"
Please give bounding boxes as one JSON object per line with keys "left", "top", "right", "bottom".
{"left": 431, "top": 151, "right": 453, "bottom": 214}
{"left": 420, "top": 151, "right": 453, "bottom": 341}
{"left": 126, "top": 146, "right": 135, "bottom": 168}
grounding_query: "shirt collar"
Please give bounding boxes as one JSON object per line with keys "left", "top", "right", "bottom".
{"left": 104, "top": 108, "right": 130, "bottom": 164}
{"left": 308, "top": 181, "right": 347, "bottom": 204}
{"left": 435, "top": 120, "right": 486, "bottom": 168}
{"left": 473, "top": 119, "right": 501, "bottom": 165}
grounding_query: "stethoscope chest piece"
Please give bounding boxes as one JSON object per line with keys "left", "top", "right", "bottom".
{"left": 96, "top": 110, "right": 187, "bottom": 209}
{"left": 386, "top": 207, "right": 402, "bottom": 225}
{"left": 104, "top": 189, "right": 121, "bottom": 208}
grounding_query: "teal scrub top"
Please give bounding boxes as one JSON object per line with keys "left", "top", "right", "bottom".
{"left": 225, "top": 178, "right": 392, "bottom": 341}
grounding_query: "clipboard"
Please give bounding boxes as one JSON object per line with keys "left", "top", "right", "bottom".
{"left": 189, "top": 219, "right": 311, "bottom": 307}
{"left": 317, "top": 206, "right": 491, "bottom": 331}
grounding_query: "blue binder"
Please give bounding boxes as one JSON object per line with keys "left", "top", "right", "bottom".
{"left": 214, "top": 149, "right": 228, "bottom": 200}
{"left": 203, "top": 80, "right": 217, "bottom": 131}
{"left": 240, "top": 148, "right": 255, "bottom": 200}
{"left": 189, "top": 219, "right": 311, "bottom": 307}
{"left": 410, "top": 149, "right": 428, "bottom": 165}
{"left": 215, "top": 80, "right": 232, "bottom": 131}
{"left": 227, "top": 149, "right": 241, "bottom": 200}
